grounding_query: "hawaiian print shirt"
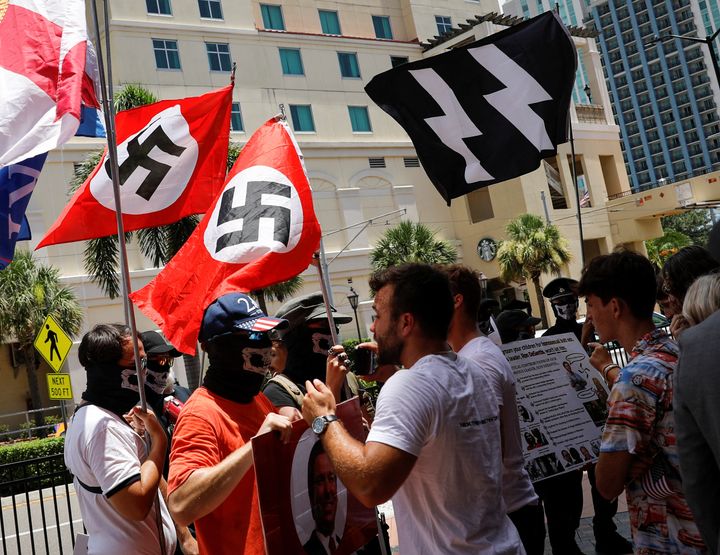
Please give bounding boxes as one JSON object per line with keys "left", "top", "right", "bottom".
{"left": 601, "top": 329, "right": 706, "bottom": 554}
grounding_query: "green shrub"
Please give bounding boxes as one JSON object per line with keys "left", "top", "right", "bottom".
{"left": 0, "top": 437, "right": 70, "bottom": 496}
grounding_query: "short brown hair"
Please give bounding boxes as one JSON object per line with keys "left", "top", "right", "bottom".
{"left": 445, "top": 264, "right": 482, "bottom": 321}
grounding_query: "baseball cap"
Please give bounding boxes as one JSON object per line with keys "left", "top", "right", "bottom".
{"left": 542, "top": 277, "right": 579, "bottom": 301}
{"left": 200, "top": 293, "right": 288, "bottom": 342}
{"left": 496, "top": 309, "right": 541, "bottom": 331}
{"left": 274, "top": 292, "right": 352, "bottom": 331}
{"left": 140, "top": 331, "right": 181, "bottom": 357}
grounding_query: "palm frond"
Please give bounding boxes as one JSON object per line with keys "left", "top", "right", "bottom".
{"left": 136, "top": 226, "right": 167, "bottom": 268}
{"left": 370, "top": 220, "right": 457, "bottom": 271}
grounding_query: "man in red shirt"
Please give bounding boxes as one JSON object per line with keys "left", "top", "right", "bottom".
{"left": 167, "top": 293, "right": 293, "bottom": 554}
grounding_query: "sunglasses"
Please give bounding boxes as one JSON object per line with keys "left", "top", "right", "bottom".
{"left": 148, "top": 355, "right": 174, "bottom": 367}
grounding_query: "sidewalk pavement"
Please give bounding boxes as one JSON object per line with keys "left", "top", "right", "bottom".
{"left": 384, "top": 471, "right": 633, "bottom": 554}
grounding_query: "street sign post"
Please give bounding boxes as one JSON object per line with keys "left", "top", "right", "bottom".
{"left": 47, "top": 373, "right": 73, "bottom": 400}
{"left": 33, "top": 315, "right": 72, "bottom": 373}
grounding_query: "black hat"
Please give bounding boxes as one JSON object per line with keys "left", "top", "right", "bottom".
{"left": 503, "top": 299, "right": 531, "bottom": 312}
{"left": 140, "top": 331, "right": 182, "bottom": 358}
{"left": 274, "top": 292, "right": 352, "bottom": 331}
{"left": 496, "top": 310, "right": 541, "bottom": 331}
{"left": 542, "top": 277, "right": 579, "bottom": 301}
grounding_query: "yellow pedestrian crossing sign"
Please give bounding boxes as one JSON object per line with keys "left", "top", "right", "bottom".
{"left": 34, "top": 315, "right": 72, "bottom": 373}
{"left": 47, "top": 373, "right": 73, "bottom": 400}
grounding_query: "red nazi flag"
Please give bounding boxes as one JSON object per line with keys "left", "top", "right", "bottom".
{"left": 36, "top": 85, "right": 233, "bottom": 248}
{"left": 130, "top": 118, "right": 321, "bottom": 354}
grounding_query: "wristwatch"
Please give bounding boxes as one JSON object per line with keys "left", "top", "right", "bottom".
{"left": 311, "top": 414, "right": 339, "bottom": 435}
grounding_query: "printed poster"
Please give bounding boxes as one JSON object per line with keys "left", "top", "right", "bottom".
{"left": 253, "top": 398, "right": 378, "bottom": 554}
{"left": 501, "top": 333, "right": 610, "bottom": 482}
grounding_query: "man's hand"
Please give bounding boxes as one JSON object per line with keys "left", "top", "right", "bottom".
{"left": 128, "top": 406, "right": 166, "bottom": 449}
{"left": 256, "top": 413, "right": 292, "bottom": 444}
{"left": 178, "top": 527, "right": 199, "bottom": 555}
{"left": 587, "top": 342, "right": 612, "bottom": 372}
{"left": 303, "top": 379, "right": 337, "bottom": 424}
{"left": 326, "top": 345, "right": 350, "bottom": 401}
{"left": 278, "top": 406, "right": 303, "bottom": 422}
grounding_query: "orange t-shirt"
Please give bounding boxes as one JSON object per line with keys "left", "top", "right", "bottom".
{"left": 168, "top": 387, "right": 274, "bottom": 555}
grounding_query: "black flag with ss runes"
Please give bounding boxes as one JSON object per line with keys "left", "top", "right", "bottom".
{"left": 365, "top": 11, "right": 576, "bottom": 204}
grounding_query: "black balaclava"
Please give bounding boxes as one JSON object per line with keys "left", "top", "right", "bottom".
{"left": 551, "top": 296, "right": 579, "bottom": 322}
{"left": 82, "top": 362, "right": 140, "bottom": 418}
{"left": 283, "top": 325, "right": 335, "bottom": 384}
{"left": 203, "top": 334, "right": 273, "bottom": 404}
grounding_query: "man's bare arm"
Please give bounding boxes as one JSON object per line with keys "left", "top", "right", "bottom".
{"left": 596, "top": 450, "right": 635, "bottom": 500}
{"left": 303, "top": 379, "right": 416, "bottom": 507}
{"left": 168, "top": 413, "right": 291, "bottom": 526}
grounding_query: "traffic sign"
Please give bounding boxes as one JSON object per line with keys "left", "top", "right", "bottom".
{"left": 34, "top": 315, "right": 72, "bottom": 373}
{"left": 47, "top": 373, "right": 73, "bottom": 400}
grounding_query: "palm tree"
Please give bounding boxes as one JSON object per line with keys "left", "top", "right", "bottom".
{"left": 0, "top": 251, "right": 83, "bottom": 426}
{"left": 496, "top": 213, "right": 571, "bottom": 329}
{"left": 252, "top": 275, "right": 304, "bottom": 314}
{"left": 645, "top": 230, "right": 692, "bottom": 267}
{"left": 370, "top": 220, "right": 457, "bottom": 271}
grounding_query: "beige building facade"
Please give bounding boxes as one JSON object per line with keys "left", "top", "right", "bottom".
{"left": 4, "top": 0, "right": 704, "bottom": 411}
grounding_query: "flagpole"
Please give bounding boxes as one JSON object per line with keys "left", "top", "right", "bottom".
{"left": 90, "top": 0, "right": 148, "bottom": 412}
{"left": 568, "top": 123, "right": 586, "bottom": 268}
{"left": 313, "top": 251, "right": 339, "bottom": 346}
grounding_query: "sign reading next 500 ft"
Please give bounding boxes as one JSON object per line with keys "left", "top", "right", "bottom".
{"left": 47, "top": 373, "right": 73, "bottom": 400}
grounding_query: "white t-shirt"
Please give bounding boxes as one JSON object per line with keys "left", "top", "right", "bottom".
{"left": 64, "top": 405, "right": 176, "bottom": 555}
{"left": 367, "top": 353, "right": 525, "bottom": 555}
{"left": 458, "top": 336, "right": 539, "bottom": 513}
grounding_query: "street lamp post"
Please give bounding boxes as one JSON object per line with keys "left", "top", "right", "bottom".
{"left": 347, "top": 284, "right": 362, "bottom": 340}
{"left": 648, "top": 28, "right": 720, "bottom": 88}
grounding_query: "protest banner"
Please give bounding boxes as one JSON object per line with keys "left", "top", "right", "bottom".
{"left": 252, "top": 399, "right": 377, "bottom": 554}
{"left": 501, "top": 332, "right": 610, "bottom": 482}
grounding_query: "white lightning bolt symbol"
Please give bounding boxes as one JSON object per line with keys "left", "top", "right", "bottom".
{"left": 408, "top": 68, "right": 494, "bottom": 183}
{"left": 469, "top": 44, "right": 554, "bottom": 152}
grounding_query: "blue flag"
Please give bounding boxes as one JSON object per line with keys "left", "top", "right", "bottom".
{"left": 0, "top": 153, "right": 47, "bottom": 269}
{"left": 75, "top": 105, "right": 106, "bottom": 138}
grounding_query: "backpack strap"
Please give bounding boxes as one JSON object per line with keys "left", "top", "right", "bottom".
{"left": 268, "top": 374, "right": 305, "bottom": 408}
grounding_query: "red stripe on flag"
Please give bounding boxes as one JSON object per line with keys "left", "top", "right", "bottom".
{"left": 0, "top": 5, "right": 62, "bottom": 101}
{"left": 55, "top": 40, "right": 88, "bottom": 119}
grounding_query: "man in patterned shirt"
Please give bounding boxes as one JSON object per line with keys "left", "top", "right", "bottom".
{"left": 578, "top": 250, "right": 706, "bottom": 554}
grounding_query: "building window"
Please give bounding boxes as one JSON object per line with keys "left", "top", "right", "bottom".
{"left": 147, "top": 0, "right": 171, "bottom": 15}
{"left": 261, "top": 4, "right": 285, "bottom": 30}
{"left": 319, "top": 10, "right": 341, "bottom": 35}
{"left": 198, "top": 0, "right": 222, "bottom": 19}
{"left": 390, "top": 56, "right": 408, "bottom": 67}
{"left": 289, "top": 105, "right": 315, "bottom": 132}
{"left": 372, "top": 15, "right": 393, "bottom": 39}
{"left": 348, "top": 106, "right": 371, "bottom": 132}
{"left": 279, "top": 48, "right": 304, "bottom": 75}
{"left": 435, "top": 15, "right": 452, "bottom": 35}
{"left": 337, "top": 52, "right": 360, "bottom": 78}
{"left": 231, "top": 102, "right": 244, "bottom": 132}
{"left": 153, "top": 39, "right": 181, "bottom": 70}
{"left": 206, "top": 42, "right": 231, "bottom": 72}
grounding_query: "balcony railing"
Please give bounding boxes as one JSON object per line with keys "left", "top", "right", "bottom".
{"left": 576, "top": 104, "right": 607, "bottom": 124}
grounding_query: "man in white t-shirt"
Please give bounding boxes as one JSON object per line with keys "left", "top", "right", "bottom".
{"left": 445, "top": 265, "right": 544, "bottom": 555}
{"left": 64, "top": 324, "right": 177, "bottom": 555}
{"left": 302, "top": 263, "right": 524, "bottom": 554}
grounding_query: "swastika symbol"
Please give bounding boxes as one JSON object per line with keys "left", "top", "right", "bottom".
{"left": 215, "top": 180, "right": 291, "bottom": 253}
{"left": 106, "top": 125, "right": 186, "bottom": 201}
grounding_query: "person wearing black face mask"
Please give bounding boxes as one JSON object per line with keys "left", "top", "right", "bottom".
{"left": 166, "top": 293, "right": 293, "bottom": 555}
{"left": 537, "top": 278, "right": 633, "bottom": 555}
{"left": 262, "top": 292, "right": 355, "bottom": 415}
{"left": 63, "top": 324, "right": 178, "bottom": 555}
{"left": 496, "top": 309, "right": 541, "bottom": 344}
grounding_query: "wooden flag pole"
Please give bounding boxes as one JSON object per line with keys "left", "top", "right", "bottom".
{"left": 90, "top": 0, "right": 147, "bottom": 412}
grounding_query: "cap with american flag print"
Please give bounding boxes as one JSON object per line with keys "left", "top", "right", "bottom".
{"left": 199, "top": 292, "right": 288, "bottom": 342}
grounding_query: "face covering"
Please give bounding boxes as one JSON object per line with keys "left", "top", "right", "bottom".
{"left": 552, "top": 299, "right": 579, "bottom": 321}
{"left": 284, "top": 327, "right": 335, "bottom": 383}
{"left": 82, "top": 363, "right": 140, "bottom": 417}
{"left": 517, "top": 330, "right": 534, "bottom": 340}
{"left": 203, "top": 335, "right": 272, "bottom": 404}
{"left": 144, "top": 359, "right": 170, "bottom": 408}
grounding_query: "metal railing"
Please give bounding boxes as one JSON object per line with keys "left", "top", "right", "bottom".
{"left": 0, "top": 407, "right": 69, "bottom": 443}
{"left": 0, "top": 454, "right": 81, "bottom": 555}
